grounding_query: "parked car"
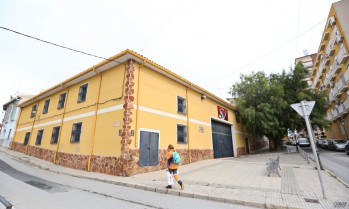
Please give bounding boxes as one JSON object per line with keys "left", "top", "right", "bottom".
{"left": 316, "top": 139, "right": 326, "bottom": 147}
{"left": 345, "top": 141, "right": 349, "bottom": 155}
{"left": 321, "top": 140, "right": 329, "bottom": 149}
{"left": 327, "top": 139, "right": 348, "bottom": 151}
{"left": 297, "top": 138, "right": 310, "bottom": 147}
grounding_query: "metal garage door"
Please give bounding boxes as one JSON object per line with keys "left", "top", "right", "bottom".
{"left": 211, "top": 120, "right": 233, "bottom": 158}
{"left": 139, "top": 131, "right": 159, "bottom": 167}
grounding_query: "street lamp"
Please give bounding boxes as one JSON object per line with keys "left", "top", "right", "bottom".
{"left": 340, "top": 118, "right": 349, "bottom": 140}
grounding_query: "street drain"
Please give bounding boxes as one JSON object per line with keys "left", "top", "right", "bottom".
{"left": 304, "top": 198, "right": 319, "bottom": 203}
{"left": 293, "top": 166, "right": 300, "bottom": 168}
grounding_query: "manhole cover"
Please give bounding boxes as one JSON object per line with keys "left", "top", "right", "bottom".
{"left": 293, "top": 166, "right": 300, "bottom": 168}
{"left": 304, "top": 198, "right": 319, "bottom": 203}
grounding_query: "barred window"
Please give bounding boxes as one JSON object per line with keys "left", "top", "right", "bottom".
{"left": 177, "top": 124, "right": 187, "bottom": 144}
{"left": 78, "top": 84, "right": 88, "bottom": 102}
{"left": 35, "top": 129, "right": 44, "bottom": 145}
{"left": 43, "top": 99, "right": 50, "bottom": 114}
{"left": 57, "top": 93, "right": 66, "bottom": 109}
{"left": 23, "top": 132, "right": 31, "bottom": 145}
{"left": 30, "top": 105, "right": 37, "bottom": 118}
{"left": 71, "top": 122, "right": 82, "bottom": 143}
{"left": 50, "top": 126, "right": 60, "bottom": 144}
{"left": 177, "top": 96, "right": 186, "bottom": 114}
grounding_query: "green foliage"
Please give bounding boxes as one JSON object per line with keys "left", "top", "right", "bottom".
{"left": 229, "top": 62, "right": 329, "bottom": 150}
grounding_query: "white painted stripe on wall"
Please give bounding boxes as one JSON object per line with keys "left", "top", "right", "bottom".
{"left": 97, "top": 104, "right": 124, "bottom": 114}
{"left": 139, "top": 106, "right": 187, "bottom": 121}
{"left": 16, "top": 104, "right": 212, "bottom": 132}
{"left": 63, "top": 111, "right": 95, "bottom": 122}
{"left": 34, "top": 119, "right": 62, "bottom": 128}
{"left": 235, "top": 130, "right": 252, "bottom": 136}
{"left": 189, "top": 118, "right": 210, "bottom": 127}
{"left": 16, "top": 126, "right": 32, "bottom": 132}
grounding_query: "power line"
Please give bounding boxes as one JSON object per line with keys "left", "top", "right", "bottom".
{"left": 205, "top": 18, "right": 326, "bottom": 87}
{"left": 0, "top": 26, "right": 121, "bottom": 64}
{"left": 140, "top": 0, "right": 184, "bottom": 53}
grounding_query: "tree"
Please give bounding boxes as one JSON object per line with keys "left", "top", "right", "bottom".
{"left": 230, "top": 71, "right": 287, "bottom": 150}
{"left": 229, "top": 63, "right": 329, "bottom": 151}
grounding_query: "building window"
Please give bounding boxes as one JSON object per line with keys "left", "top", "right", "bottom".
{"left": 57, "top": 93, "right": 66, "bottom": 109}
{"left": 23, "top": 132, "right": 31, "bottom": 145}
{"left": 30, "top": 105, "right": 37, "bottom": 118}
{"left": 177, "top": 96, "right": 186, "bottom": 114}
{"left": 70, "top": 122, "right": 82, "bottom": 143}
{"left": 177, "top": 124, "right": 187, "bottom": 144}
{"left": 42, "top": 99, "right": 50, "bottom": 114}
{"left": 78, "top": 84, "right": 88, "bottom": 102}
{"left": 35, "top": 129, "right": 44, "bottom": 145}
{"left": 50, "top": 126, "right": 60, "bottom": 144}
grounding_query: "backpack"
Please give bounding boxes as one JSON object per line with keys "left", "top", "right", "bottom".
{"left": 172, "top": 151, "right": 181, "bottom": 164}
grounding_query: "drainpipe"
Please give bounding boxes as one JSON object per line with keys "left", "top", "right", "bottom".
{"left": 26, "top": 102, "right": 39, "bottom": 154}
{"left": 186, "top": 86, "right": 191, "bottom": 163}
{"left": 134, "top": 61, "right": 144, "bottom": 148}
{"left": 87, "top": 68, "right": 102, "bottom": 171}
{"left": 54, "top": 85, "right": 69, "bottom": 163}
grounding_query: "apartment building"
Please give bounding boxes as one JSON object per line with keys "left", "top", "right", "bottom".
{"left": 11, "top": 49, "right": 256, "bottom": 176}
{"left": 0, "top": 93, "right": 32, "bottom": 148}
{"left": 311, "top": 0, "right": 349, "bottom": 139}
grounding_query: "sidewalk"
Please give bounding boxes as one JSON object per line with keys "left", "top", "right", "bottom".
{"left": 1, "top": 146, "right": 348, "bottom": 209}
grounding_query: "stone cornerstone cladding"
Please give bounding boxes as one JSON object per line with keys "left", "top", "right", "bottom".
{"left": 55, "top": 152, "right": 88, "bottom": 171}
{"left": 11, "top": 141, "right": 26, "bottom": 153}
{"left": 119, "top": 59, "right": 136, "bottom": 176}
{"left": 27, "top": 146, "right": 55, "bottom": 162}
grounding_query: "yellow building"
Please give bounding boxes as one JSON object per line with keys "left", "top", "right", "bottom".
{"left": 311, "top": 0, "right": 349, "bottom": 140}
{"left": 12, "top": 50, "right": 254, "bottom": 176}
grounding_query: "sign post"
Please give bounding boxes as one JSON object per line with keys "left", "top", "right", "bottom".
{"left": 291, "top": 100, "right": 326, "bottom": 199}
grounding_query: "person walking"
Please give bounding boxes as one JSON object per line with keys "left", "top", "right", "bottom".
{"left": 165, "top": 144, "right": 184, "bottom": 190}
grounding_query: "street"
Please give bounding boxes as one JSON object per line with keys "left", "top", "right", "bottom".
{"left": 0, "top": 153, "right": 256, "bottom": 209}
{"left": 303, "top": 146, "right": 349, "bottom": 185}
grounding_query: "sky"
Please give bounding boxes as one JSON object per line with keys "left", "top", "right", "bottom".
{"left": 0, "top": 0, "right": 338, "bottom": 119}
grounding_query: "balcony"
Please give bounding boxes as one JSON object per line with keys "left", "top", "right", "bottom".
{"left": 336, "top": 33, "right": 343, "bottom": 44}
{"left": 326, "top": 17, "right": 336, "bottom": 28}
{"left": 343, "top": 98, "right": 349, "bottom": 113}
{"left": 319, "top": 43, "right": 326, "bottom": 51}
{"left": 322, "top": 31, "right": 330, "bottom": 41}
{"left": 337, "top": 44, "right": 349, "bottom": 64}
{"left": 332, "top": 107, "right": 339, "bottom": 119}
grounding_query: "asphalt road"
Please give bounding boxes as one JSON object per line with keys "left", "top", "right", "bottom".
{"left": 303, "top": 146, "right": 349, "bottom": 185}
{"left": 0, "top": 153, "right": 257, "bottom": 209}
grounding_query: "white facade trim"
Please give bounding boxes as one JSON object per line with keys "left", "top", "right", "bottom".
{"left": 34, "top": 119, "right": 62, "bottom": 129}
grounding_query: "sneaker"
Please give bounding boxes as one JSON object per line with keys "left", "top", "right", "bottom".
{"left": 165, "top": 185, "right": 172, "bottom": 189}
{"left": 179, "top": 182, "right": 184, "bottom": 190}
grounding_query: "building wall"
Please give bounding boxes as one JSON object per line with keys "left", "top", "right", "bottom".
{"left": 12, "top": 55, "right": 251, "bottom": 177}
{"left": 0, "top": 102, "right": 19, "bottom": 148}
{"left": 311, "top": 1, "right": 349, "bottom": 140}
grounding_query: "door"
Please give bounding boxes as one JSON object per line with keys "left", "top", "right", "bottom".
{"left": 211, "top": 120, "right": 233, "bottom": 158}
{"left": 139, "top": 131, "right": 159, "bottom": 167}
{"left": 245, "top": 138, "right": 250, "bottom": 153}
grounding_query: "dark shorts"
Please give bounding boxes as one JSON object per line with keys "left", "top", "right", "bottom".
{"left": 168, "top": 168, "right": 178, "bottom": 175}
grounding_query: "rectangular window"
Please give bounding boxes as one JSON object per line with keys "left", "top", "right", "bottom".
{"left": 50, "top": 126, "right": 60, "bottom": 144}
{"left": 57, "top": 93, "right": 67, "bottom": 109}
{"left": 78, "top": 84, "right": 88, "bottom": 102}
{"left": 30, "top": 105, "right": 37, "bottom": 118}
{"left": 177, "top": 124, "right": 187, "bottom": 144}
{"left": 70, "top": 122, "right": 82, "bottom": 143}
{"left": 42, "top": 99, "right": 50, "bottom": 114}
{"left": 177, "top": 96, "right": 186, "bottom": 114}
{"left": 35, "top": 129, "right": 44, "bottom": 145}
{"left": 23, "top": 132, "right": 31, "bottom": 145}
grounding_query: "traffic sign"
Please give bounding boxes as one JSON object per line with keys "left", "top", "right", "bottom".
{"left": 291, "top": 101, "right": 315, "bottom": 118}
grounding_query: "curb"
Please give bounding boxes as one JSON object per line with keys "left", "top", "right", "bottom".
{"left": 324, "top": 168, "right": 349, "bottom": 188}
